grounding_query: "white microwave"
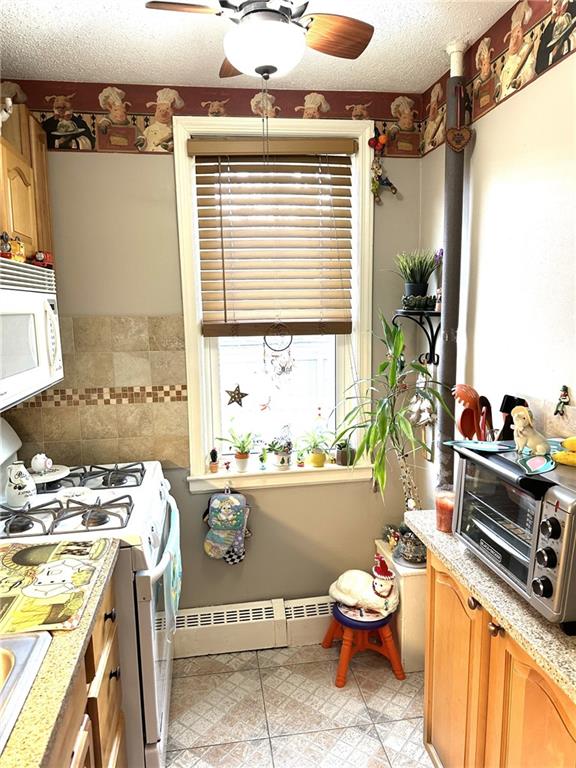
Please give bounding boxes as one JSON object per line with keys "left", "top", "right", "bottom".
{"left": 0, "top": 260, "right": 63, "bottom": 412}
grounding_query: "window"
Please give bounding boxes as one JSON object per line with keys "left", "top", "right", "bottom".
{"left": 173, "top": 118, "right": 374, "bottom": 490}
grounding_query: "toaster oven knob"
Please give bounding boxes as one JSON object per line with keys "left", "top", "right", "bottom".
{"left": 535, "top": 547, "right": 557, "bottom": 569}
{"left": 540, "top": 517, "right": 561, "bottom": 539}
{"left": 532, "top": 576, "right": 553, "bottom": 598}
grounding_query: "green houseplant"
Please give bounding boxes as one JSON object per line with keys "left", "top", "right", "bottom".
{"left": 300, "top": 429, "right": 331, "bottom": 468}
{"left": 267, "top": 432, "right": 293, "bottom": 471}
{"left": 217, "top": 428, "right": 254, "bottom": 473}
{"left": 336, "top": 314, "right": 448, "bottom": 509}
{"left": 335, "top": 438, "right": 356, "bottom": 466}
{"left": 395, "top": 249, "right": 438, "bottom": 298}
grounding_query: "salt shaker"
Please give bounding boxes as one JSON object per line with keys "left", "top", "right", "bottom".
{"left": 5, "top": 461, "right": 37, "bottom": 507}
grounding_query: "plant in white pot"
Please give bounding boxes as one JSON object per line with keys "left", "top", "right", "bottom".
{"left": 267, "top": 432, "right": 293, "bottom": 471}
{"left": 336, "top": 315, "right": 448, "bottom": 510}
{"left": 300, "top": 429, "right": 331, "bottom": 468}
{"left": 217, "top": 428, "right": 254, "bottom": 473}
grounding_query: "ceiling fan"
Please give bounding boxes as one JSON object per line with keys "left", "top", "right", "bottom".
{"left": 145, "top": 0, "right": 374, "bottom": 79}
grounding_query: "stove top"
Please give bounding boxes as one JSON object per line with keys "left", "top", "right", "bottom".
{"left": 0, "top": 461, "right": 166, "bottom": 552}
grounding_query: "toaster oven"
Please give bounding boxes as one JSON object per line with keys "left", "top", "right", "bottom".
{"left": 453, "top": 443, "right": 576, "bottom": 623}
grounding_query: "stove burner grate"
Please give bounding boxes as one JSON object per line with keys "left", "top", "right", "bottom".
{"left": 49, "top": 494, "right": 134, "bottom": 533}
{"left": 0, "top": 499, "right": 64, "bottom": 538}
{"left": 84, "top": 463, "right": 146, "bottom": 489}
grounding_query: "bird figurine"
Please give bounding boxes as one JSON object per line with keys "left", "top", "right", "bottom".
{"left": 329, "top": 554, "right": 399, "bottom": 617}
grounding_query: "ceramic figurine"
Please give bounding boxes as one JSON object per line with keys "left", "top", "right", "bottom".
{"left": 329, "top": 554, "right": 399, "bottom": 617}
{"left": 5, "top": 461, "right": 37, "bottom": 507}
{"left": 30, "top": 453, "right": 53, "bottom": 474}
{"left": 511, "top": 405, "right": 549, "bottom": 456}
{"left": 554, "top": 386, "right": 570, "bottom": 416}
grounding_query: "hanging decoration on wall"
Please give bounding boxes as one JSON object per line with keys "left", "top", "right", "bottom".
{"left": 446, "top": 84, "right": 472, "bottom": 152}
{"left": 369, "top": 123, "right": 398, "bottom": 204}
{"left": 226, "top": 385, "right": 248, "bottom": 407}
{"left": 263, "top": 325, "right": 295, "bottom": 388}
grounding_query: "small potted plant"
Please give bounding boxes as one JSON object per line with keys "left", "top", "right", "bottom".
{"left": 301, "top": 429, "right": 330, "bottom": 468}
{"left": 208, "top": 447, "right": 219, "bottom": 473}
{"left": 335, "top": 439, "right": 356, "bottom": 466}
{"left": 217, "top": 428, "right": 254, "bottom": 473}
{"left": 267, "top": 433, "right": 293, "bottom": 471}
{"left": 395, "top": 249, "right": 438, "bottom": 298}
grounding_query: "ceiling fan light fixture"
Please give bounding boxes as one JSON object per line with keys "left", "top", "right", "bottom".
{"left": 224, "top": 16, "right": 306, "bottom": 78}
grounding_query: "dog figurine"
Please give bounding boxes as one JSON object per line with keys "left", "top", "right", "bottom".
{"left": 511, "top": 406, "right": 549, "bottom": 456}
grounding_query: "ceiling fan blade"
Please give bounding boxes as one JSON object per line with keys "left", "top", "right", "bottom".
{"left": 145, "top": 1, "right": 220, "bottom": 14}
{"left": 302, "top": 14, "right": 374, "bottom": 59}
{"left": 219, "top": 58, "right": 242, "bottom": 78}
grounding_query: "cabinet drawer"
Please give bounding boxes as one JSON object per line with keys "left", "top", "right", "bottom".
{"left": 69, "top": 714, "right": 95, "bottom": 768}
{"left": 47, "top": 664, "right": 88, "bottom": 768}
{"left": 85, "top": 579, "right": 117, "bottom": 681}
{"left": 107, "top": 714, "right": 127, "bottom": 768}
{"left": 87, "top": 626, "right": 122, "bottom": 768}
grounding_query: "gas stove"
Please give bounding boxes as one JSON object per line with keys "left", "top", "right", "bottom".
{"left": 0, "top": 461, "right": 168, "bottom": 570}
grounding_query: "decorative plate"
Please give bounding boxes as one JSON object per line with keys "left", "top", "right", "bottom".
{"left": 29, "top": 465, "right": 70, "bottom": 484}
{"left": 444, "top": 440, "right": 513, "bottom": 453}
{"left": 516, "top": 454, "right": 556, "bottom": 476}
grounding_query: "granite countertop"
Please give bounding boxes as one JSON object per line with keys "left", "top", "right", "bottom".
{"left": 0, "top": 540, "right": 120, "bottom": 768}
{"left": 405, "top": 509, "right": 576, "bottom": 703}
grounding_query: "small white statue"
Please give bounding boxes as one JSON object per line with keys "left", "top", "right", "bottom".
{"left": 511, "top": 405, "right": 549, "bottom": 456}
{"left": 31, "top": 453, "right": 53, "bottom": 474}
{"left": 329, "top": 554, "right": 399, "bottom": 617}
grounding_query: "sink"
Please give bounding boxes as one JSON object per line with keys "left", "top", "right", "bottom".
{"left": 0, "top": 632, "right": 52, "bottom": 755}
{"left": 0, "top": 648, "right": 15, "bottom": 692}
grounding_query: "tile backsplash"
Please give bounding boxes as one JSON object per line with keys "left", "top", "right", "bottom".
{"left": 4, "top": 315, "right": 190, "bottom": 469}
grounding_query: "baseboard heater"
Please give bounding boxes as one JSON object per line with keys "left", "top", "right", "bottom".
{"left": 156, "top": 595, "right": 335, "bottom": 657}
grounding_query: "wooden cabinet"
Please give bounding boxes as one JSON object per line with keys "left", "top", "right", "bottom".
{"left": 425, "top": 554, "right": 490, "bottom": 768}
{"left": 70, "top": 715, "right": 96, "bottom": 768}
{"left": 485, "top": 631, "right": 576, "bottom": 768}
{"left": 425, "top": 553, "right": 576, "bottom": 768}
{"left": 1, "top": 138, "right": 38, "bottom": 255}
{"left": 0, "top": 106, "right": 53, "bottom": 257}
{"left": 29, "top": 114, "right": 53, "bottom": 251}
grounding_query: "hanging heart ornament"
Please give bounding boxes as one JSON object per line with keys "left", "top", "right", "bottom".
{"left": 446, "top": 126, "right": 472, "bottom": 152}
{"left": 446, "top": 84, "right": 472, "bottom": 152}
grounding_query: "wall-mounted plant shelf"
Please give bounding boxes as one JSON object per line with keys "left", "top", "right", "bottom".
{"left": 392, "top": 310, "right": 441, "bottom": 366}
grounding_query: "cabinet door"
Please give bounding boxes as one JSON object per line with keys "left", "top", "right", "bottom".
{"left": 69, "top": 715, "right": 96, "bottom": 768}
{"left": 1, "top": 139, "right": 37, "bottom": 254}
{"left": 485, "top": 630, "right": 576, "bottom": 768}
{"left": 1, "top": 104, "right": 32, "bottom": 163}
{"left": 424, "top": 554, "right": 490, "bottom": 768}
{"left": 29, "top": 115, "right": 53, "bottom": 252}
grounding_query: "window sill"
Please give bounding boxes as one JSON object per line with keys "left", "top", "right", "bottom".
{"left": 186, "top": 463, "right": 373, "bottom": 494}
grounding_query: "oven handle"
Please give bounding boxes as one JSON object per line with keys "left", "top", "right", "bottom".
{"left": 453, "top": 444, "right": 552, "bottom": 498}
{"left": 471, "top": 514, "right": 530, "bottom": 564}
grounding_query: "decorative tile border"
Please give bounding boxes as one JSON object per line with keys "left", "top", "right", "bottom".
{"left": 14, "top": 384, "right": 187, "bottom": 408}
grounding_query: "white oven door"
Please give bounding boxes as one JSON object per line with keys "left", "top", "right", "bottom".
{"left": 135, "top": 494, "right": 182, "bottom": 752}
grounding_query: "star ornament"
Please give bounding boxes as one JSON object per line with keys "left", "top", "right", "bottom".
{"left": 226, "top": 385, "right": 248, "bottom": 407}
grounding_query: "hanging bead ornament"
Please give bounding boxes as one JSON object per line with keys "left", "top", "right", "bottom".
{"left": 263, "top": 324, "right": 294, "bottom": 389}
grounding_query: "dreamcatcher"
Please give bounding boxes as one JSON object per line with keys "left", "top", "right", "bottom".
{"left": 263, "top": 324, "right": 294, "bottom": 389}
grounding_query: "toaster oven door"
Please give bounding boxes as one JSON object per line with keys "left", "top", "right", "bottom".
{"left": 457, "top": 459, "right": 541, "bottom": 591}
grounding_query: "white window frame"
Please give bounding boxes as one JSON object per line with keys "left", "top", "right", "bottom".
{"left": 172, "top": 116, "right": 374, "bottom": 493}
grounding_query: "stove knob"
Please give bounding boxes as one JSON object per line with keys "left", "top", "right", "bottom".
{"left": 540, "top": 517, "right": 561, "bottom": 540}
{"left": 535, "top": 547, "right": 557, "bottom": 569}
{"left": 532, "top": 576, "right": 553, "bottom": 599}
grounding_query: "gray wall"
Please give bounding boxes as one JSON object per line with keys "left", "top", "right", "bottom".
{"left": 48, "top": 150, "right": 422, "bottom": 608}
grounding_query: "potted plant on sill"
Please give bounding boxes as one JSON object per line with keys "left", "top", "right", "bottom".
{"left": 395, "top": 248, "right": 438, "bottom": 299}
{"left": 217, "top": 428, "right": 254, "bottom": 473}
{"left": 301, "top": 429, "right": 331, "bottom": 468}
{"left": 336, "top": 314, "right": 448, "bottom": 510}
{"left": 267, "top": 433, "right": 293, "bottom": 471}
{"left": 335, "top": 439, "right": 356, "bottom": 466}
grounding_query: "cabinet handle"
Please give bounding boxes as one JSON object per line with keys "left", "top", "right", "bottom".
{"left": 467, "top": 596, "right": 481, "bottom": 610}
{"left": 488, "top": 621, "right": 505, "bottom": 637}
{"left": 109, "top": 666, "right": 121, "bottom": 681}
{"left": 104, "top": 608, "right": 117, "bottom": 623}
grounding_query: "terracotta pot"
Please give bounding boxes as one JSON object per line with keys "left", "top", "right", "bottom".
{"left": 208, "top": 461, "right": 219, "bottom": 474}
{"left": 235, "top": 452, "right": 250, "bottom": 473}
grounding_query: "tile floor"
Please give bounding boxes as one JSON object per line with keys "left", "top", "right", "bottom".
{"left": 167, "top": 646, "right": 433, "bottom": 768}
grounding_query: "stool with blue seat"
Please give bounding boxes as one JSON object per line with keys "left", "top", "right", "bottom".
{"left": 322, "top": 602, "right": 406, "bottom": 688}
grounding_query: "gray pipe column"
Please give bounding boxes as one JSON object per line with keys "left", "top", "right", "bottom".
{"left": 437, "top": 43, "right": 467, "bottom": 487}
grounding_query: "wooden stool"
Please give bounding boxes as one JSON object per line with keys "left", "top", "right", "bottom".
{"left": 322, "top": 603, "right": 406, "bottom": 688}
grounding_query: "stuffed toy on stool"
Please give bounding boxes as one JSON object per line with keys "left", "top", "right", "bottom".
{"left": 329, "top": 554, "right": 399, "bottom": 618}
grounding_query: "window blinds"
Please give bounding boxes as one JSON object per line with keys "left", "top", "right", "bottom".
{"left": 193, "top": 144, "right": 355, "bottom": 337}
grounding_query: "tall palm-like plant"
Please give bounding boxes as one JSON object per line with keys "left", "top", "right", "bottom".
{"left": 336, "top": 315, "right": 448, "bottom": 509}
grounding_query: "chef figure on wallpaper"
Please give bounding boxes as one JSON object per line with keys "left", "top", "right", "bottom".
{"left": 136, "top": 87, "right": 184, "bottom": 152}
{"left": 421, "top": 83, "right": 446, "bottom": 153}
{"left": 535, "top": 0, "right": 576, "bottom": 75}
{"left": 98, "top": 86, "right": 132, "bottom": 131}
{"left": 42, "top": 93, "right": 95, "bottom": 150}
{"left": 389, "top": 95, "right": 417, "bottom": 133}
{"left": 472, "top": 37, "right": 498, "bottom": 117}
{"left": 250, "top": 92, "right": 281, "bottom": 117}
{"left": 496, "top": 0, "right": 537, "bottom": 102}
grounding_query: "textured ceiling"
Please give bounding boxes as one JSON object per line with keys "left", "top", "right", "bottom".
{"left": 1, "top": 0, "right": 514, "bottom": 92}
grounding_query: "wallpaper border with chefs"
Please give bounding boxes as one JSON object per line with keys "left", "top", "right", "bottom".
{"left": 0, "top": 1, "right": 574, "bottom": 159}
